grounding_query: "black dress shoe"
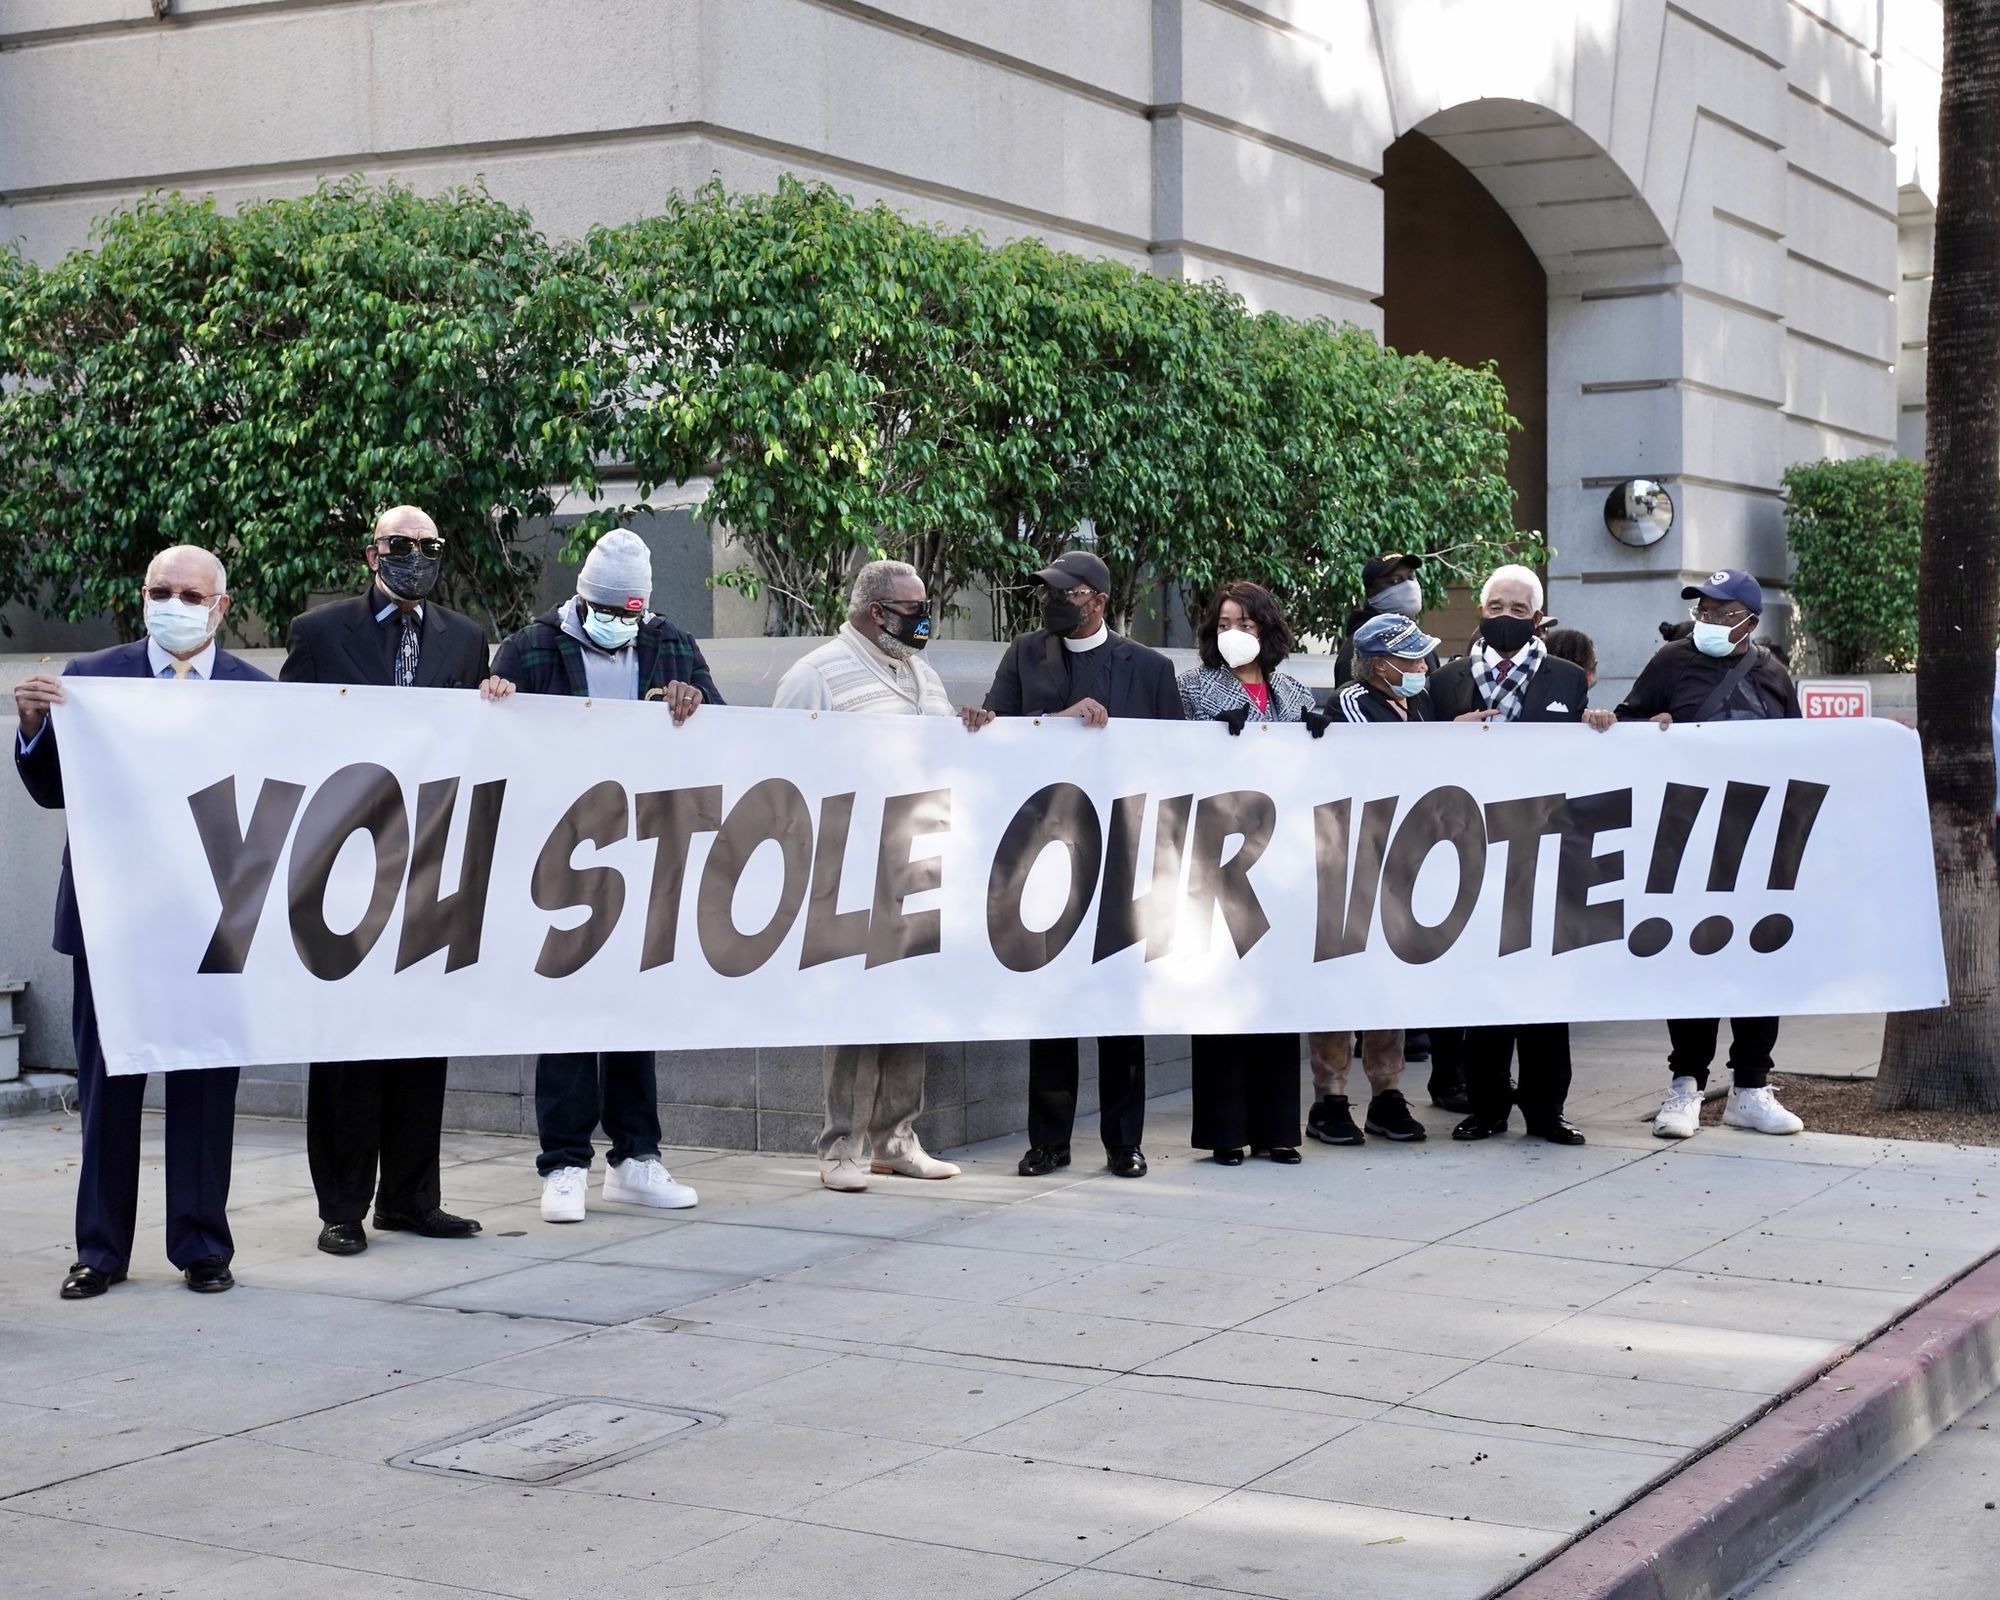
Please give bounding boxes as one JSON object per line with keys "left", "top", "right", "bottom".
{"left": 1018, "top": 1145, "right": 1072, "bottom": 1178}
{"left": 183, "top": 1256, "right": 234, "bottom": 1293}
{"left": 372, "top": 1206, "right": 482, "bottom": 1238}
{"left": 1526, "top": 1117, "right": 1588, "bottom": 1146}
{"left": 1213, "top": 1147, "right": 1245, "bottom": 1166}
{"left": 1267, "top": 1147, "right": 1302, "bottom": 1165}
{"left": 1403, "top": 1030, "right": 1432, "bottom": 1064}
{"left": 317, "top": 1221, "right": 367, "bottom": 1256}
{"left": 1364, "top": 1089, "right": 1427, "bottom": 1142}
{"left": 1452, "top": 1113, "right": 1511, "bottom": 1141}
{"left": 1306, "top": 1095, "right": 1365, "bottom": 1146}
{"left": 59, "top": 1262, "right": 125, "bottom": 1300}
{"left": 1108, "top": 1146, "right": 1148, "bottom": 1178}
{"left": 1428, "top": 1080, "right": 1474, "bottom": 1115}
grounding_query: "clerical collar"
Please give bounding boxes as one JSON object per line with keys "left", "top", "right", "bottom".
{"left": 1062, "top": 624, "right": 1109, "bottom": 653}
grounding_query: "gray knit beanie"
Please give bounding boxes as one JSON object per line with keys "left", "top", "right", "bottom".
{"left": 576, "top": 528, "right": 652, "bottom": 608}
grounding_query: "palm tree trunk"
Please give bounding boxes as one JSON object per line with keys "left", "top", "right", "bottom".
{"left": 1878, "top": 0, "right": 2000, "bottom": 1112}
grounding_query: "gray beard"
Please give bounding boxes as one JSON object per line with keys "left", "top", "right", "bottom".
{"left": 875, "top": 632, "right": 916, "bottom": 663}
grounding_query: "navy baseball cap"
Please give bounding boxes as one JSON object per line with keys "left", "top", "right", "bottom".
{"left": 1352, "top": 613, "right": 1440, "bottom": 660}
{"left": 1034, "top": 550, "right": 1111, "bottom": 594}
{"left": 1681, "top": 568, "right": 1764, "bottom": 614}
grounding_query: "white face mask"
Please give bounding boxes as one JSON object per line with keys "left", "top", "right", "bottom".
{"left": 144, "top": 596, "right": 217, "bottom": 656}
{"left": 1370, "top": 579, "right": 1422, "bottom": 618}
{"left": 1691, "top": 620, "right": 1741, "bottom": 658}
{"left": 1216, "top": 627, "right": 1262, "bottom": 669}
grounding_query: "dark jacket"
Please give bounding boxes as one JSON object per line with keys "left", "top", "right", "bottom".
{"left": 16, "top": 640, "right": 271, "bottom": 956}
{"left": 492, "top": 603, "right": 724, "bottom": 703}
{"left": 1333, "top": 679, "right": 1435, "bottom": 723}
{"left": 984, "top": 629, "right": 1182, "bottom": 720}
{"left": 1426, "top": 653, "right": 1591, "bottom": 723}
{"left": 281, "top": 588, "right": 490, "bottom": 689}
{"left": 1616, "top": 640, "right": 1800, "bottom": 723}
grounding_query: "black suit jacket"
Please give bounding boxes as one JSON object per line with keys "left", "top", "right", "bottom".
{"left": 1426, "top": 653, "right": 1591, "bottom": 723}
{"left": 983, "top": 630, "right": 1183, "bottom": 721}
{"left": 281, "top": 590, "right": 490, "bottom": 689}
{"left": 16, "top": 640, "right": 271, "bottom": 956}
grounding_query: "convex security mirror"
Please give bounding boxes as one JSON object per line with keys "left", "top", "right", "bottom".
{"left": 1604, "top": 479, "right": 1674, "bottom": 547}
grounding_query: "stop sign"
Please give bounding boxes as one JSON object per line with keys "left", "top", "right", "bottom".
{"left": 1800, "top": 679, "right": 1873, "bottom": 718}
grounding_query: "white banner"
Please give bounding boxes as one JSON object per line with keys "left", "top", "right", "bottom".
{"left": 49, "top": 678, "right": 1946, "bottom": 1076}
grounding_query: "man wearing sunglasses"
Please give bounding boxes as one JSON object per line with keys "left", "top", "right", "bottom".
{"left": 491, "top": 527, "right": 720, "bottom": 1222}
{"left": 281, "top": 505, "right": 510, "bottom": 1258}
{"left": 775, "top": 558, "right": 982, "bottom": 1193}
{"left": 14, "top": 544, "right": 267, "bottom": 1298}
{"left": 1618, "top": 568, "right": 1807, "bottom": 1139}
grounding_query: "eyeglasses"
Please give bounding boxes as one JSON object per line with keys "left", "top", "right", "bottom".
{"left": 1057, "top": 585, "right": 1097, "bottom": 604}
{"left": 584, "top": 600, "right": 643, "bottom": 619}
{"left": 877, "top": 600, "right": 933, "bottom": 619}
{"left": 144, "top": 585, "right": 217, "bottom": 606}
{"left": 1690, "top": 604, "right": 1752, "bottom": 626}
{"left": 377, "top": 536, "right": 446, "bottom": 559}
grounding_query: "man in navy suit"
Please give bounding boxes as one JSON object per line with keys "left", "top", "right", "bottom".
{"left": 14, "top": 544, "right": 265, "bottom": 1298}
{"left": 281, "top": 505, "right": 507, "bottom": 1257}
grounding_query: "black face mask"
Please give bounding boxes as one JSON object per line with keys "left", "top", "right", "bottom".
{"left": 1480, "top": 613, "right": 1536, "bottom": 655}
{"left": 1042, "top": 593, "right": 1087, "bottom": 635}
{"left": 377, "top": 550, "right": 442, "bottom": 602}
{"left": 877, "top": 602, "right": 933, "bottom": 652}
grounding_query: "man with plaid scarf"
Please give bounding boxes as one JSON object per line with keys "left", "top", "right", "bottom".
{"left": 1427, "top": 564, "right": 1613, "bottom": 1148}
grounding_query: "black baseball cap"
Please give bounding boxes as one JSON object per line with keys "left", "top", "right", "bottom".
{"left": 1362, "top": 552, "right": 1422, "bottom": 590}
{"left": 1034, "top": 550, "right": 1111, "bottom": 593}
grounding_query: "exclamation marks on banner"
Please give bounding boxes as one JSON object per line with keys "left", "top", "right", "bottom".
{"left": 1626, "top": 780, "right": 1828, "bottom": 957}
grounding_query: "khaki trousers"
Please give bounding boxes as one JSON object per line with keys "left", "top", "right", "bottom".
{"left": 1306, "top": 1030, "right": 1405, "bottom": 1099}
{"left": 819, "top": 1042, "right": 925, "bottom": 1163}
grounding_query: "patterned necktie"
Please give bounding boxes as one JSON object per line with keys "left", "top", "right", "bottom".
{"left": 167, "top": 659, "right": 193, "bottom": 679}
{"left": 394, "top": 610, "right": 420, "bottom": 688}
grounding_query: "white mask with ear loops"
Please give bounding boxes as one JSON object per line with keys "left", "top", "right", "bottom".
{"left": 1216, "top": 628, "right": 1262, "bottom": 669}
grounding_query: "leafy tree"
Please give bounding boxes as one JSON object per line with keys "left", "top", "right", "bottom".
{"left": 1878, "top": 0, "right": 2000, "bottom": 1113}
{"left": 0, "top": 180, "right": 603, "bottom": 638}
{"left": 1782, "top": 457, "right": 1923, "bottom": 674}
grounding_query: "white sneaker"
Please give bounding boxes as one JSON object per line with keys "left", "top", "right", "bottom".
{"left": 870, "top": 1147, "right": 961, "bottom": 1180}
{"left": 603, "top": 1157, "right": 698, "bottom": 1209}
{"left": 1653, "top": 1076, "right": 1703, "bottom": 1139}
{"left": 820, "top": 1157, "right": 869, "bottom": 1193}
{"left": 1723, "top": 1085, "right": 1805, "bottom": 1135}
{"left": 540, "top": 1166, "right": 587, "bottom": 1223}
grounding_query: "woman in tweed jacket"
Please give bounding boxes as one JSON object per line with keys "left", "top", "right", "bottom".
{"left": 1177, "top": 581, "right": 1315, "bottom": 1166}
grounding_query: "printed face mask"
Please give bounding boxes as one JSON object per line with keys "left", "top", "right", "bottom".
{"left": 1691, "top": 620, "right": 1741, "bottom": 657}
{"left": 1370, "top": 579, "right": 1422, "bottom": 618}
{"left": 878, "top": 602, "right": 933, "bottom": 652}
{"left": 144, "top": 596, "right": 217, "bottom": 656}
{"left": 377, "top": 549, "right": 442, "bottom": 602}
{"left": 1216, "top": 627, "right": 1262, "bottom": 669}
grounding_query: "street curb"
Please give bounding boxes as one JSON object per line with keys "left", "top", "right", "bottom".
{"left": 1501, "top": 1250, "right": 2000, "bottom": 1600}
{"left": 0, "top": 1072, "right": 73, "bottom": 1120}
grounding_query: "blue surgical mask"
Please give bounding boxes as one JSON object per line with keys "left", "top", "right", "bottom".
{"left": 1691, "top": 620, "right": 1740, "bottom": 658}
{"left": 1393, "top": 669, "right": 1428, "bottom": 698}
{"left": 582, "top": 608, "right": 640, "bottom": 651}
{"left": 144, "top": 596, "right": 217, "bottom": 656}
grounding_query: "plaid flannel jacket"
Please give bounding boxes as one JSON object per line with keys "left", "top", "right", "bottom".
{"left": 491, "top": 605, "right": 725, "bottom": 704}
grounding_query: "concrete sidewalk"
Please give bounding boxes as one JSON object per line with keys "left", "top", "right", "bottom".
{"left": 1, "top": 1018, "right": 1995, "bottom": 1600}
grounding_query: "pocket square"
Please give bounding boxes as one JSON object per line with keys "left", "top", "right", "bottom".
{"left": 1546, "top": 701, "right": 1571, "bottom": 713}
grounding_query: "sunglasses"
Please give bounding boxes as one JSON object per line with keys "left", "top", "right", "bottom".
{"left": 144, "top": 585, "right": 217, "bottom": 606}
{"left": 378, "top": 536, "right": 446, "bottom": 559}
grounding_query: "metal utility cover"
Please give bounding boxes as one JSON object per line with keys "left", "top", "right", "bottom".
{"left": 394, "top": 1398, "right": 718, "bottom": 1484}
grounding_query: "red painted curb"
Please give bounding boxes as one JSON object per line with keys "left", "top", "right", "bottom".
{"left": 1502, "top": 1251, "right": 2000, "bottom": 1600}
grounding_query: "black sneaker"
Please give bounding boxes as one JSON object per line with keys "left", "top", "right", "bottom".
{"left": 1403, "top": 1030, "right": 1432, "bottom": 1064}
{"left": 1365, "top": 1089, "right": 1427, "bottom": 1142}
{"left": 1306, "top": 1095, "right": 1364, "bottom": 1146}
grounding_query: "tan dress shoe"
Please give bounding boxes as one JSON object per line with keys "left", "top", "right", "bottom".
{"left": 820, "top": 1157, "right": 870, "bottom": 1192}
{"left": 870, "top": 1148, "right": 961, "bottom": 1180}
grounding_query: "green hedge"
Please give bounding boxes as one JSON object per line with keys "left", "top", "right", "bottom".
{"left": 1, "top": 177, "right": 1537, "bottom": 639}
{"left": 1782, "top": 457, "right": 1922, "bottom": 673}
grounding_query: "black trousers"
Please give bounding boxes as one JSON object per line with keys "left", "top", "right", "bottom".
{"left": 71, "top": 957, "right": 237, "bottom": 1275}
{"left": 306, "top": 1057, "right": 447, "bottom": 1223}
{"left": 535, "top": 1050, "right": 661, "bottom": 1177}
{"left": 1668, "top": 1017, "right": 1779, "bottom": 1090}
{"left": 1427, "top": 1026, "right": 1467, "bottom": 1089}
{"left": 1029, "top": 1036, "right": 1146, "bottom": 1151}
{"left": 1465, "top": 1022, "right": 1573, "bottom": 1126}
{"left": 1190, "top": 1033, "right": 1302, "bottom": 1151}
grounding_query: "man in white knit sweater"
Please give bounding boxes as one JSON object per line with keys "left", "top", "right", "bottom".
{"left": 773, "top": 560, "right": 981, "bottom": 1191}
